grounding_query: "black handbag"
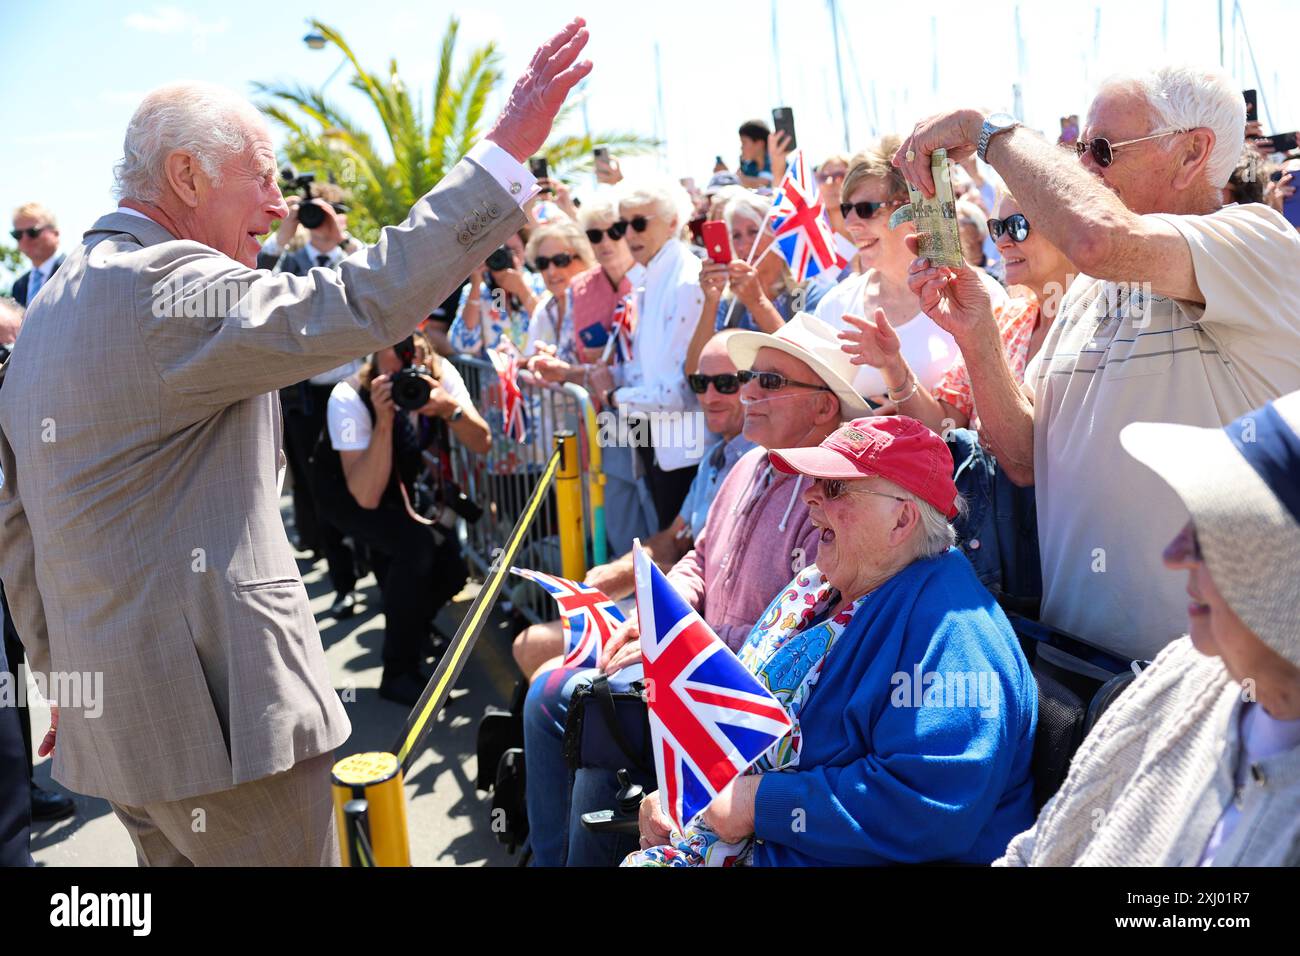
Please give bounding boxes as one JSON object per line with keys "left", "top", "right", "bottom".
{"left": 562, "top": 673, "right": 653, "bottom": 774}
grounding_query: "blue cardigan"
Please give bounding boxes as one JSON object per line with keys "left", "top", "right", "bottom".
{"left": 752, "top": 549, "right": 1037, "bottom": 866}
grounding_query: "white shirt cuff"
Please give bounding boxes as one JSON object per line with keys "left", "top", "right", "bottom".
{"left": 467, "top": 141, "right": 538, "bottom": 207}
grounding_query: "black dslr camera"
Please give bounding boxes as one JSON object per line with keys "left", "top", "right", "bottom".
{"left": 280, "top": 164, "right": 349, "bottom": 231}
{"left": 390, "top": 335, "right": 433, "bottom": 411}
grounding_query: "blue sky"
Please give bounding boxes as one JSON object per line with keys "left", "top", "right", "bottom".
{"left": 3, "top": 0, "right": 1296, "bottom": 285}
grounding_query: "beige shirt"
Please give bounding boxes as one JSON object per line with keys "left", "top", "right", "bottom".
{"left": 1030, "top": 203, "right": 1300, "bottom": 664}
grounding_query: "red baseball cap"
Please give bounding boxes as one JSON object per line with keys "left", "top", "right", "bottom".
{"left": 768, "top": 416, "right": 959, "bottom": 518}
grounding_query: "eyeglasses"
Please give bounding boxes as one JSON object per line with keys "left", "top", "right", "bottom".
{"left": 814, "top": 477, "right": 907, "bottom": 503}
{"left": 617, "top": 215, "right": 655, "bottom": 234}
{"left": 737, "top": 369, "right": 832, "bottom": 393}
{"left": 10, "top": 226, "right": 49, "bottom": 240}
{"left": 1074, "top": 128, "right": 1189, "bottom": 168}
{"left": 533, "top": 252, "right": 576, "bottom": 270}
{"left": 840, "top": 200, "right": 890, "bottom": 221}
{"left": 585, "top": 221, "right": 629, "bottom": 244}
{"left": 988, "top": 214, "right": 1030, "bottom": 243}
{"left": 687, "top": 372, "right": 741, "bottom": 394}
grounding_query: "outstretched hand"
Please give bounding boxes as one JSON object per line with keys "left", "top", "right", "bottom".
{"left": 903, "top": 233, "right": 995, "bottom": 342}
{"left": 486, "top": 19, "right": 593, "bottom": 163}
{"left": 838, "top": 307, "right": 903, "bottom": 371}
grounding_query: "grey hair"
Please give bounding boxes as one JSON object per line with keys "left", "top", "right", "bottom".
{"left": 619, "top": 177, "right": 693, "bottom": 232}
{"left": 113, "top": 82, "right": 268, "bottom": 203}
{"left": 525, "top": 219, "right": 596, "bottom": 270}
{"left": 1094, "top": 63, "right": 1245, "bottom": 188}
{"left": 882, "top": 481, "right": 967, "bottom": 559}
{"left": 723, "top": 190, "right": 771, "bottom": 232}
{"left": 577, "top": 196, "right": 620, "bottom": 230}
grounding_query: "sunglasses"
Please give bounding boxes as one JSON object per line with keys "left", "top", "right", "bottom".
{"left": 533, "top": 252, "right": 576, "bottom": 271}
{"left": 1073, "top": 128, "right": 1189, "bottom": 168}
{"left": 814, "top": 477, "right": 907, "bottom": 503}
{"left": 818, "top": 169, "right": 847, "bottom": 184}
{"left": 840, "top": 200, "right": 890, "bottom": 221}
{"left": 585, "top": 221, "right": 629, "bottom": 244}
{"left": 10, "top": 226, "right": 49, "bottom": 240}
{"left": 988, "top": 214, "right": 1030, "bottom": 243}
{"left": 737, "top": 369, "right": 832, "bottom": 393}
{"left": 617, "top": 215, "right": 655, "bottom": 234}
{"left": 687, "top": 372, "right": 741, "bottom": 394}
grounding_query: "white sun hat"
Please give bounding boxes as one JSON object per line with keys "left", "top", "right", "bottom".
{"left": 1120, "top": 390, "right": 1300, "bottom": 665}
{"left": 726, "top": 311, "right": 871, "bottom": 421}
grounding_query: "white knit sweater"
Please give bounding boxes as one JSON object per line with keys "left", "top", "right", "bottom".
{"left": 996, "top": 637, "right": 1300, "bottom": 866}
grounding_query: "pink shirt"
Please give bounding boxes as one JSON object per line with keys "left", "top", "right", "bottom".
{"left": 568, "top": 265, "right": 634, "bottom": 365}
{"left": 667, "top": 447, "right": 823, "bottom": 651}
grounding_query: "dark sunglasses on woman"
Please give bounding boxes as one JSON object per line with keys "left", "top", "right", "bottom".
{"left": 10, "top": 226, "right": 48, "bottom": 240}
{"left": 1073, "top": 128, "right": 1188, "bottom": 168}
{"left": 617, "top": 215, "right": 655, "bottom": 234}
{"left": 737, "top": 369, "right": 832, "bottom": 392}
{"left": 687, "top": 372, "right": 742, "bottom": 394}
{"left": 987, "top": 214, "right": 1030, "bottom": 243}
{"left": 839, "top": 200, "right": 889, "bottom": 221}
{"left": 534, "top": 252, "right": 576, "bottom": 270}
{"left": 585, "top": 221, "right": 629, "bottom": 244}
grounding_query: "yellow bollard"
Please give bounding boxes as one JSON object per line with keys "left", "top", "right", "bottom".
{"left": 331, "top": 752, "right": 410, "bottom": 867}
{"left": 555, "top": 431, "right": 587, "bottom": 581}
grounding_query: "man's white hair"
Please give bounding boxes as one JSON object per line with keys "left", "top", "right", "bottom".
{"left": 114, "top": 82, "right": 268, "bottom": 203}
{"left": 1095, "top": 63, "right": 1245, "bottom": 188}
{"left": 619, "top": 176, "right": 693, "bottom": 231}
{"left": 723, "top": 190, "right": 771, "bottom": 232}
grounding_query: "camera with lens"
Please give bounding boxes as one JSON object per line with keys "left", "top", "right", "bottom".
{"left": 280, "top": 164, "right": 349, "bottom": 231}
{"left": 389, "top": 335, "right": 433, "bottom": 411}
{"left": 486, "top": 245, "right": 514, "bottom": 272}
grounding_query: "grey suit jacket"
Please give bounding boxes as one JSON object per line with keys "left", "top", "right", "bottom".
{"left": 0, "top": 156, "right": 522, "bottom": 804}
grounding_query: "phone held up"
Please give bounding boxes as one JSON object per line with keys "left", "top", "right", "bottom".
{"left": 701, "top": 220, "right": 733, "bottom": 265}
{"left": 771, "top": 106, "right": 797, "bottom": 151}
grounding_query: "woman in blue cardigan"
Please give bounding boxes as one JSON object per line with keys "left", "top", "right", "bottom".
{"left": 629, "top": 416, "right": 1038, "bottom": 866}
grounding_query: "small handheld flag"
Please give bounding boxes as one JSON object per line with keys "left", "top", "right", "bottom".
{"left": 600, "top": 292, "right": 636, "bottom": 364}
{"left": 634, "top": 542, "right": 791, "bottom": 831}
{"left": 510, "top": 568, "right": 625, "bottom": 668}
{"left": 488, "top": 347, "right": 527, "bottom": 442}
{"left": 769, "top": 149, "right": 848, "bottom": 283}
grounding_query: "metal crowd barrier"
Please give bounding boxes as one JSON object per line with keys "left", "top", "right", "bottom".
{"left": 444, "top": 354, "right": 607, "bottom": 625}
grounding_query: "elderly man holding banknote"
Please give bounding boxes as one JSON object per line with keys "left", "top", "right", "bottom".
{"left": 0, "top": 19, "right": 591, "bottom": 866}
{"left": 892, "top": 63, "right": 1300, "bottom": 679}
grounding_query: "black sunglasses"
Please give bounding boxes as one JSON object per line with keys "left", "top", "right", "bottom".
{"left": 533, "top": 252, "right": 576, "bottom": 270}
{"left": 10, "top": 226, "right": 48, "bottom": 240}
{"left": 988, "top": 214, "right": 1030, "bottom": 243}
{"left": 1073, "top": 128, "right": 1188, "bottom": 168}
{"left": 737, "top": 369, "right": 832, "bottom": 393}
{"left": 687, "top": 372, "right": 741, "bottom": 394}
{"left": 586, "top": 221, "right": 629, "bottom": 244}
{"left": 617, "top": 215, "right": 655, "bottom": 234}
{"left": 840, "top": 201, "right": 889, "bottom": 221}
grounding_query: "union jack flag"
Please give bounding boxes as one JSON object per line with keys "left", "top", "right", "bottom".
{"left": 488, "top": 347, "right": 527, "bottom": 442}
{"left": 601, "top": 292, "right": 636, "bottom": 364}
{"left": 510, "top": 568, "right": 626, "bottom": 669}
{"left": 769, "top": 149, "right": 848, "bottom": 284}
{"left": 634, "top": 543, "right": 792, "bottom": 832}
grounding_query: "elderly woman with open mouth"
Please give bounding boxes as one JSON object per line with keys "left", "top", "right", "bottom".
{"left": 628, "top": 415, "right": 1038, "bottom": 866}
{"left": 997, "top": 391, "right": 1300, "bottom": 866}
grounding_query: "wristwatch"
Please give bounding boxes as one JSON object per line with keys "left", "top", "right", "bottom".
{"left": 977, "top": 112, "right": 1019, "bottom": 163}
{"left": 447, "top": 405, "right": 464, "bottom": 423}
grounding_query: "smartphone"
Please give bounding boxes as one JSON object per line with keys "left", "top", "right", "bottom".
{"left": 528, "top": 156, "right": 549, "bottom": 181}
{"left": 1269, "top": 131, "right": 1298, "bottom": 153}
{"left": 593, "top": 144, "right": 610, "bottom": 163}
{"left": 700, "top": 220, "right": 732, "bottom": 264}
{"left": 1244, "top": 89, "right": 1258, "bottom": 122}
{"left": 771, "top": 106, "right": 797, "bottom": 151}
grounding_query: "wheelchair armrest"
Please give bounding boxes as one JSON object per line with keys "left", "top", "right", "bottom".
{"left": 581, "top": 808, "right": 641, "bottom": 835}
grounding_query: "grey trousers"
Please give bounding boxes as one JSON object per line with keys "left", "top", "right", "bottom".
{"left": 108, "top": 751, "right": 339, "bottom": 866}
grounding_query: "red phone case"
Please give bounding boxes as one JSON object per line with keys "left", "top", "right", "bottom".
{"left": 701, "top": 220, "right": 732, "bottom": 264}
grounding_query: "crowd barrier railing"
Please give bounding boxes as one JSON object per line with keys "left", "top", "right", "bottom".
{"left": 443, "top": 354, "right": 607, "bottom": 624}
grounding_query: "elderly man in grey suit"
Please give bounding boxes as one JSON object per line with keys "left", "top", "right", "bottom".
{"left": 0, "top": 19, "right": 592, "bottom": 867}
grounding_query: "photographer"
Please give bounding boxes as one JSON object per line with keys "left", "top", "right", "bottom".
{"left": 258, "top": 180, "right": 365, "bottom": 617}
{"left": 312, "top": 331, "right": 490, "bottom": 706}
{"left": 449, "top": 228, "right": 543, "bottom": 357}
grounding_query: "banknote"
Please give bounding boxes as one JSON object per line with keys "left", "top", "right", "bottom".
{"left": 888, "top": 147, "right": 964, "bottom": 269}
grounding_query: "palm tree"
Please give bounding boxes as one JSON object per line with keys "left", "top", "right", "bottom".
{"left": 255, "top": 17, "right": 656, "bottom": 241}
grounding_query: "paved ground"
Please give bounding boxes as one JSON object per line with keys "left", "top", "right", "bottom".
{"left": 28, "top": 495, "right": 526, "bottom": 867}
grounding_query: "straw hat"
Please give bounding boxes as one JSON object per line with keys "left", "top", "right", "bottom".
{"left": 1121, "top": 391, "right": 1300, "bottom": 664}
{"left": 726, "top": 312, "right": 871, "bottom": 420}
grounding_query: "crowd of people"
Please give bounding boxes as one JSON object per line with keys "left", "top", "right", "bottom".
{"left": 1, "top": 15, "right": 1297, "bottom": 868}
